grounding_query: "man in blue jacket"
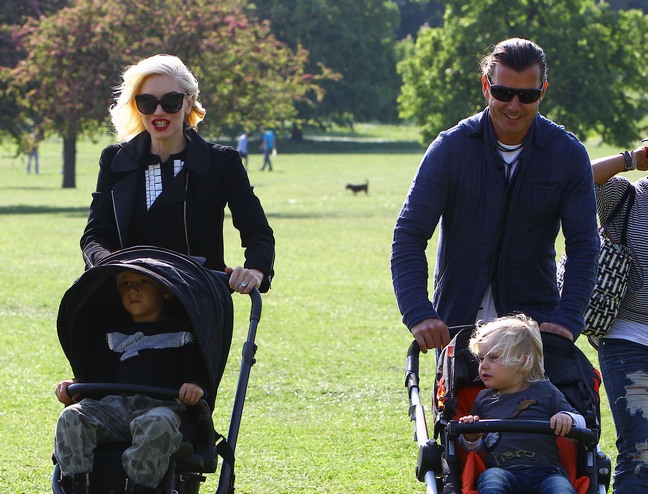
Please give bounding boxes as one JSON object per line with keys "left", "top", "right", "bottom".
{"left": 391, "top": 38, "right": 599, "bottom": 352}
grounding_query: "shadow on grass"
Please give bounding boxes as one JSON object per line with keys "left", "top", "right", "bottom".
{"left": 0, "top": 205, "right": 88, "bottom": 216}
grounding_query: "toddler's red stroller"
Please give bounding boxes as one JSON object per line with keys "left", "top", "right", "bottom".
{"left": 405, "top": 326, "right": 611, "bottom": 494}
{"left": 52, "top": 246, "right": 262, "bottom": 494}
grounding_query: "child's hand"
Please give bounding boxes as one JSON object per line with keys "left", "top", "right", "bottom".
{"left": 550, "top": 412, "right": 573, "bottom": 436}
{"left": 178, "top": 383, "right": 204, "bottom": 406}
{"left": 459, "top": 415, "right": 482, "bottom": 442}
{"left": 459, "top": 415, "right": 480, "bottom": 423}
{"left": 55, "top": 379, "right": 77, "bottom": 406}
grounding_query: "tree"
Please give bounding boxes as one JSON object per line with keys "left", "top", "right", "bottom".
{"left": 606, "top": 0, "right": 648, "bottom": 13}
{"left": 11, "top": 2, "right": 125, "bottom": 187}
{"left": 0, "top": 0, "right": 69, "bottom": 148}
{"left": 398, "top": 0, "right": 648, "bottom": 147}
{"left": 250, "top": 0, "right": 401, "bottom": 128}
{"left": 11, "top": 0, "right": 332, "bottom": 187}
{"left": 393, "top": 0, "right": 444, "bottom": 39}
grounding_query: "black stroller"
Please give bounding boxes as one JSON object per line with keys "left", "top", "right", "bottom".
{"left": 52, "top": 246, "right": 262, "bottom": 494}
{"left": 405, "top": 326, "right": 612, "bottom": 494}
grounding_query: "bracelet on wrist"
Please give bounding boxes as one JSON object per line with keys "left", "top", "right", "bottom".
{"left": 622, "top": 151, "right": 636, "bottom": 171}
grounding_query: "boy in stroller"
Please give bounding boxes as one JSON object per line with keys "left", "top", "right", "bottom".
{"left": 54, "top": 269, "right": 208, "bottom": 494}
{"left": 457, "top": 315, "right": 584, "bottom": 494}
{"left": 406, "top": 318, "right": 610, "bottom": 494}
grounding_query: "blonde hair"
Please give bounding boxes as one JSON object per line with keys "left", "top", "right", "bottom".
{"left": 109, "top": 54, "right": 206, "bottom": 142}
{"left": 469, "top": 314, "right": 545, "bottom": 383}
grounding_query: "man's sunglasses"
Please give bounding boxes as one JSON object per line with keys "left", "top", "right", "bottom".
{"left": 487, "top": 77, "right": 543, "bottom": 104}
{"left": 134, "top": 92, "right": 187, "bottom": 115}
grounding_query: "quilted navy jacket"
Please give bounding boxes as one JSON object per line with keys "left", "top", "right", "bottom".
{"left": 391, "top": 109, "right": 599, "bottom": 338}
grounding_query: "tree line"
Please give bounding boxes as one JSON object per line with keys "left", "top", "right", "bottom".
{"left": 1, "top": 0, "right": 647, "bottom": 187}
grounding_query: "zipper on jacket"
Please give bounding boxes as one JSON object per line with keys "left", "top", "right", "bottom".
{"left": 183, "top": 173, "right": 190, "bottom": 255}
{"left": 111, "top": 190, "right": 124, "bottom": 249}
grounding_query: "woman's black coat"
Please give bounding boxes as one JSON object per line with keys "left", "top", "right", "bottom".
{"left": 80, "top": 129, "right": 275, "bottom": 291}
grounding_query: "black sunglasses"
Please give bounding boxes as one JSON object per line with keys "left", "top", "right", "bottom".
{"left": 134, "top": 91, "right": 187, "bottom": 115}
{"left": 487, "top": 77, "right": 543, "bottom": 104}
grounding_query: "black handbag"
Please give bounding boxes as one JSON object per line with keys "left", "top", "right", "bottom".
{"left": 557, "top": 186, "right": 635, "bottom": 338}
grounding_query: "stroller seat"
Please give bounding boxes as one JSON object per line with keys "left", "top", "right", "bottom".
{"left": 52, "top": 246, "right": 261, "bottom": 494}
{"left": 70, "top": 391, "right": 219, "bottom": 494}
{"left": 406, "top": 327, "right": 612, "bottom": 494}
{"left": 446, "top": 402, "right": 597, "bottom": 494}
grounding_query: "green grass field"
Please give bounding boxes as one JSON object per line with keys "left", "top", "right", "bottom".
{"left": 0, "top": 126, "right": 635, "bottom": 493}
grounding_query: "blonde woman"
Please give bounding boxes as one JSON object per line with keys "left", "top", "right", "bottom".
{"left": 81, "top": 54, "right": 274, "bottom": 294}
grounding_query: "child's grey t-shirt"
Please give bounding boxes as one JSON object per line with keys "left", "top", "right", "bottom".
{"left": 470, "top": 380, "right": 579, "bottom": 469}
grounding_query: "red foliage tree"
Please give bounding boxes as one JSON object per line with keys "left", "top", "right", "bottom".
{"left": 12, "top": 0, "right": 334, "bottom": 187}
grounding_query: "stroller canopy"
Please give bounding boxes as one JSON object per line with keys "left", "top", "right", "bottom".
{"left": 57, "top": 246, "right": 233, "bottom": 410}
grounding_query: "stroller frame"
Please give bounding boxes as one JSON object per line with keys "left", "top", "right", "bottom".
{"left": 405, "top": 329, "right": 612, "bottom": 494}
{"left": 51, "top": 246, "right": 262, "bottom": 494}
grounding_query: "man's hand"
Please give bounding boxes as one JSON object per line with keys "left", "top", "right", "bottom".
{"left": 539, "top": 322, "right": 573, "bottom": 342}
{"left": 411, "top": 318, "right": 450, "bottom": 353}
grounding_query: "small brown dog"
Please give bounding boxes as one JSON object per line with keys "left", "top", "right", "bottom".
{"left": 346, "top": 180, "right": 368, "bottom": 195}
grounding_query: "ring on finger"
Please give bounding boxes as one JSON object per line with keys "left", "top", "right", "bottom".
{"left": 240, "top": 281, "right": 248, "bottom": 287}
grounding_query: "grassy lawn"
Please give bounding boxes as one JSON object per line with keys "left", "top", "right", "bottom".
{"left": 0, "top": 126, "right": 636, "bottom": 493}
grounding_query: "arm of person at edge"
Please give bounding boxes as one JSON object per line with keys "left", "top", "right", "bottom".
{"left": 592, "top": 145, "right": 648, "bottom": 185}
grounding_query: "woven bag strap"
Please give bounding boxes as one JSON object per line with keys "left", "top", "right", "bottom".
{"left": 602, "top": 185, "right": 635, "bottom": 245}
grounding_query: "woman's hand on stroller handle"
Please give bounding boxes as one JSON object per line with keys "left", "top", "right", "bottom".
{"left": 225, "top": 266, "right": 263, "bottom": 294}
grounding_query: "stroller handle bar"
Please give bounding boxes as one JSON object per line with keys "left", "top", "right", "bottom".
{"left": 211, "top": 271, "right": 262, "bottom": 324}
{"left": 447, "top": 419, "right": 599, "bottom": 446}
{"left": 405, "top": 340, "right": 420, "bottom": 390}
{"left": 66, "top": 383, "right": 180, "bottom": 402}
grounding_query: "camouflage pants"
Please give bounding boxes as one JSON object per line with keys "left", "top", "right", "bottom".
{"left": 54, "top": 394, "right": 184, "bottom": 488}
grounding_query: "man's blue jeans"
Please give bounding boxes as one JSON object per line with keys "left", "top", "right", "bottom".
{"left": 477, "top": 465, "right": 575, "bottom": 493}
{"left": 599, "top": 337, "right": 648, "bottom": 493}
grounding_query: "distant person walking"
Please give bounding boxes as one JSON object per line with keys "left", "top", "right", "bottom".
{"left": 24, "top": 132, "right": 40, "bottom": 174}
{"left": 26, "top": 146, "right": 39, "bottom": 174}
{"left": 260, "top": 126, "right": 276, "bottom": 172}
{"left": 236, "top": 132, "right": 251, "bottom": 169}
